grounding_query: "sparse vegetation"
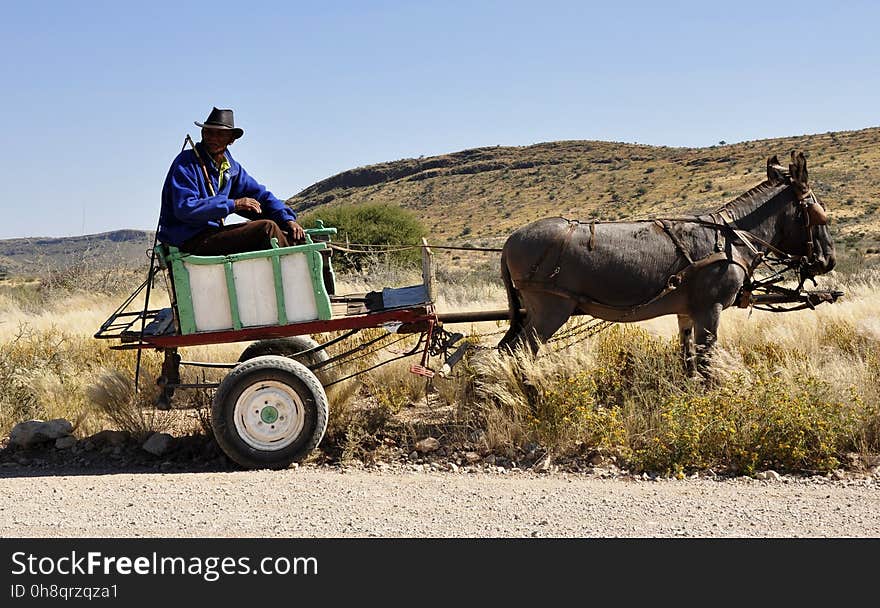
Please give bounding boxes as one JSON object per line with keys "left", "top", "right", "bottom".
{"left": 2, "top": 129, "right": 879, "bottom": 476}
{"left": 287, "top": 127, "right": 880, "bottom": 256}
{"left": 1, "top": 253, "right": 877, "bottom": 476}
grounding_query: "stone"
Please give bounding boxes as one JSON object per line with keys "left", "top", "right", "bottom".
{"left": 464, "top": 451, "right": 481, "bottom": 464}
{"left": 91, "top": 429, "right": 130, "bottom": 447}
{"left": 589, "top": 453, "right": 607, "bottom": 467}
{"left": 9, "top": 419, "right": 73, "bottom": 448}
{"left": 54, "top": 436, "right": 77, "bottom": 450}
{"left": 415, "top": 437, "right": 440, "bottom": 453}
{"left": 534, "top": 454, "right": 553, "bottom": 472}
{"left": 142, "top": 433, "right": 174, "bottom": 457}
{"left": 755, "top": 470, "right": 782, "bottom": 481}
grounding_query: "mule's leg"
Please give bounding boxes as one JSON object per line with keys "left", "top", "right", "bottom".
{"left": 498, "top": 253, "right": 526, "bottom": 353}
{"left": 677, "top": 314, "right": 696, "bottom": 376}
{"left": 498, "top": 321, "right": 527, "bottom": 354}
{"left": 691, "top": 303, "right": 723, "bottom": 380}
{"left": 519, "top": 291, "right": 578, "bottom": 355}
{"left": 498, "top": 319, "right": 524, "bottom": 353}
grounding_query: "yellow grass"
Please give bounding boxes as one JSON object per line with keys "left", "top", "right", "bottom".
{"left": 1, "top": 261, "right": 877, "bottom": 474}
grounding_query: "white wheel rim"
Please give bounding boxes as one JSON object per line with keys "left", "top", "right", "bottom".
{"left": 233, "top": 380, "right": 306, "bottom": 451}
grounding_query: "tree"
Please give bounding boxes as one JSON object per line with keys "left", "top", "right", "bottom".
{"left": 299, "top": 203, "right": 428, "bottom": 272}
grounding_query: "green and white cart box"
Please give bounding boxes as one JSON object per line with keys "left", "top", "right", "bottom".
{"left": 157, "top": 227, "right": 336, "bottom": 335}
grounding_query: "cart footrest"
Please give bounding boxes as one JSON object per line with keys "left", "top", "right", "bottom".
{"left": 366, "top": 284, "right": 429, "bottom": 311}
{"left": 120, "top": 307, "right": 176, "bottom": 340}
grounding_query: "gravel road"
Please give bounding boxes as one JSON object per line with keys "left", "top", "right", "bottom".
{"left": 2, "top": 465, "right": 879, "bottom": 537}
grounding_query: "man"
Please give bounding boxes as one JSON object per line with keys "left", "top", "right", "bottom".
{"left": 158, "top": 107, "right": 305, "bottom": 255}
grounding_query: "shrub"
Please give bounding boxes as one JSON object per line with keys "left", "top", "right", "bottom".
{"left": 630, "top": 373, "right": 872, "bottom": 476}
{"left": 452, "top": 320, "right": 878, "bottom": 476}
{"left": 0, "top": 325, "right": 165, "bottom": 438}
{"left": 300, "top": 203, "right": 428, "bottom": 272}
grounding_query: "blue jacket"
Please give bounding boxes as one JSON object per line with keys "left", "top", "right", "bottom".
{"left": 157, "top": 143, "right": 296, "bottom": 247}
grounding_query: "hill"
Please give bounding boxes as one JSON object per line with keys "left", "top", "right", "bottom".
{"left": 0, "top": 230, "right": 154, "bottom": 277}
{"left": 287, "top": 127, "right": 880, "bottom": 254}
{"left": 2, "top": 128, "right": 877, "bottom": 278}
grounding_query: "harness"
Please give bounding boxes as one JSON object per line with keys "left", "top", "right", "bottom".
{"left": 512, "top": 187, "right": 825, "bottom": 316}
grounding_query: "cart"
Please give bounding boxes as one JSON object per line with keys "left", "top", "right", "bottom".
{"left": 95, "top": 221, "right": 843, "bottom": 470}
{"left": 95, "top": 222, "right": 471, "bottom": 470}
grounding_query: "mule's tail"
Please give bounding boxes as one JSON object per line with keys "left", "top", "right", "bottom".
{"left": 498, "top": 249, "right": 525, "bottom": 352}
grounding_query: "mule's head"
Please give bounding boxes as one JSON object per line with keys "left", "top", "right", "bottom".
{"left": 767, "top": 151, "right": 836, "bottom": 278}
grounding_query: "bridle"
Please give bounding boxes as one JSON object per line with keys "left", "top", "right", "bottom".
{"left": 793, "top": 187, "right": 828, "bottom": 266}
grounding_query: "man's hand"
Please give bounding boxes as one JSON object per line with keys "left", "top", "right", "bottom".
{"left": 234, "top": 197, "right": 262, "bottom": 215}
{"left": 286, "top": 220, "right": 306, "bottom": 243}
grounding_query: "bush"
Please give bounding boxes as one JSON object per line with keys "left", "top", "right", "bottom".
{"left": 300, "top": 203, "right": 428, "bottom": 272}
{"left": 451, "top": 322, "right": 879, "bottom": 476}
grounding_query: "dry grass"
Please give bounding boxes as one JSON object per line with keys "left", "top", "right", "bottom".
{"left": 437, "top": 262, "right": 880, "bottom": 475}
{"left": 1, "top": 257, "right": 877, "bottom": 476}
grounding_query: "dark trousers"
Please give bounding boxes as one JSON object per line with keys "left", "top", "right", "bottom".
{"left": 181, "top": 219, "right": 291, "bottom": 255}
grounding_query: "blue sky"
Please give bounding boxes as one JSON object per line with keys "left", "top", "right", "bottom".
{"left": 1, "top": 0, "right": 877, "bottom": 239}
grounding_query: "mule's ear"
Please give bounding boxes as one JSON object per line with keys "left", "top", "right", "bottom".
{"left": 789, "top": 150, "right": 808, "bottom": 185}
{"left": 798, "top": 151, "right": 808, "bottom": 183}
{"left": 767, "top": 155, "right": 785, "bottom": 182}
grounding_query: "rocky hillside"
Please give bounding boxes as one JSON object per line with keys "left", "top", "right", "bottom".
{"left": 0, "top": 230, "right": 154, "bottom": 277}
{"left": 2, "top": 128, "right": 877, "bottom": 278}
{"left": 287, "top": 127, "right": 880, "bottom": 253}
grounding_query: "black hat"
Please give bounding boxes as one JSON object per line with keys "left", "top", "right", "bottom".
{"left": 195, "top": 107, "right": 244, "bottom": 139}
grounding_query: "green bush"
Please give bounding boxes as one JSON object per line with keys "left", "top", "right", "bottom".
{"left": 456, "top": 323, "right": 879, "bottom": 476}
{"left": 300, "top": 203, "right": 428, "bottom": 271}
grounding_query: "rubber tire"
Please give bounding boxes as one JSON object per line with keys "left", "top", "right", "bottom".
{"left": 212, "top": 355, "right": 328, "bottom": 470}
{"left": 238, "top": 336, "right": 333, "bottom": 384}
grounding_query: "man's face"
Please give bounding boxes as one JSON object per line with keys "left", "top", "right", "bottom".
{"left": 201, "top": 128, "right": 236, "bottom": 157}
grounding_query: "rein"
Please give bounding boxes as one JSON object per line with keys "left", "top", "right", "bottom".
{"left": 329, "top": 242, "right": 503, "bottom": 254}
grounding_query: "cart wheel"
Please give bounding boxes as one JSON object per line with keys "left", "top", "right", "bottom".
{"left": 212, "top": 355, "right": 328, "bottom": 470}
{"left": 238, "top": 336, "right": 332, "bottom": 382}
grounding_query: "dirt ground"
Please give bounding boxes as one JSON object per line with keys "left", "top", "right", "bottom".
{"left": 1, "top": 399, "right": 879, "bottom": 538}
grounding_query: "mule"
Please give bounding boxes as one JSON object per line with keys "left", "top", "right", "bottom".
{"left": 498, "top": 151, "right": 836, "bottom": 377}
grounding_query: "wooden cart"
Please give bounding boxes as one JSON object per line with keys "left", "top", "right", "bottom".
{"left": 95, "top": 223, "right": 468, "bottom": 469}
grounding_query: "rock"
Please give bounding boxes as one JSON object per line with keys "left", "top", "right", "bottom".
{"left": 533, "top": 454, "right": 553, "bottom": 472}
{"left": 91, "top": 429, "right": 130, "bottom": 447}
{"left": 464, "top": 451, "right": 481, "bottom": 464}
{"left": 415, "top": 437, "right": 440, "bottom": 453}
{"left": 589, "top": 453, "right": 607, "bottom": 467}
{"left": 755, "top": 470, "right": 782, "bottom": 481}
{"left": 9, "top": 419, "right": 73, "bottom": 448}
{"left": 142, "top": 433, "right": 174, "bottom": 457}
{"left": 54, "top": 436, "right": 77, "bottom": 450}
